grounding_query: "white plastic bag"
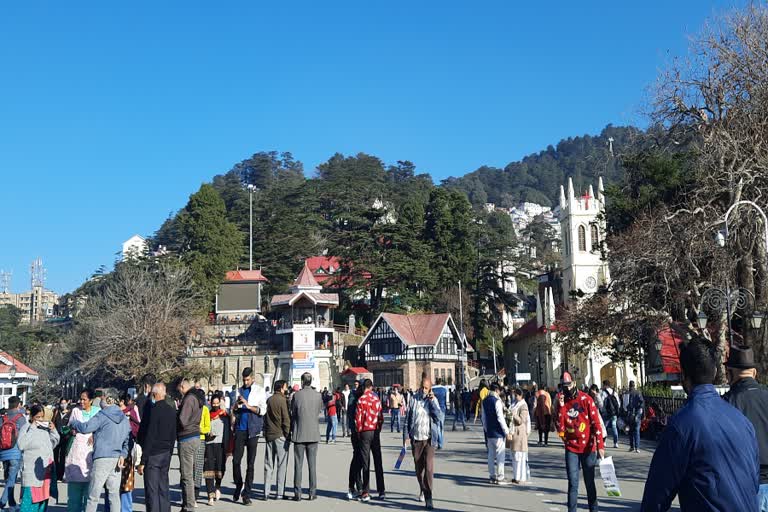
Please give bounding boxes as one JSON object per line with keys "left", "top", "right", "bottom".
{"left": 599, "top": 456, "right": 622, "bottom": 497}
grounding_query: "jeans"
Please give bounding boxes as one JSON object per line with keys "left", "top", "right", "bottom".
{"left": 452, "top": 409, "right": 466, "bottom": 430}
{"left": 67, "top": 482, "right": 89, "bottom": 512}
{"left": 293, "top": 442, "right": 318, "bottom": 498}
{"left": 565, "top": 450, "right": 598, "bottom": 512}
{"left": 759, "top": 483, "right": 768, "bottom": 512}
{"left": 1, "top": 458, "right": 20, "bottom": 507}
{"left": 178, "top": 438, "right": 200, "bottom": 510}
{"left": 339, "top": 410, "right": 348, "bottom": 437}
{"left": 605, "top": 416, "right": 618, "bottom": 446}
{"left": 371, "top": 431, "right": 385, "bottom": 494}
{"left": 390, "top": 410, "right": 400, "bottom": 432}
{"left": 348, "top": 432, "right": 362, "bottom": 493}
{"left": 629, "top": 414, "right": 642, "bottom": 450}
{"left": 263, "top": 438, "right": 289, "bottom": 499}
{"left": 85, "top": 458, "right": 121, "bottom": 512}
{"left": 232, "top": 432, "right": 259, "bottom": 498}
{"left": 326, "top": 415, "right": 338, "bottom": 443}
{"left": 486, "top": 437, "right": 506, "bottom": 480}
{"left": 104, "top": 490, "right": 132, "bottom": 512}
{"left": 144, "top": 451, "right": 172, "bottom": 512}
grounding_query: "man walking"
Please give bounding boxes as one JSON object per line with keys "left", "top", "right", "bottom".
{"left": 481, "top": 383, "right": 511, "bottom": 485}
{"left": 724, "top": 346, "right": 768, "bottom": 511}
{"left": 600, "top": 380, "right": 620, "bottom": 448}
{"left": 354, "top": 379, "right": 383, "bottom": 502}
{"left": 626, "top": 381, "right": 644, "bottom": 453}
{"left": 388, "top": 387, "right": 402, "bottom": 433}
{"left": 290, "top": 372, "right": 323, "bottom": 501}
{"left": 452, "top": 386, "right": 467, "bottom": 431}
{"left": 0, "top": 396, "right": 27, "bottom": 510}
{"left": 263, "top": 380, "right": 290, "bottom": 501}
{"left": 404, "top": 376, "right": 444, "bottom": 511}
{"left": 70, "top": 388, "right": 131, "bottom": 512}
{"left": 231, "top": 367, "right": 267, "bottom": 505}
{"left": 138, "top": 383, "right": 177, "bottom": 512}
{"left": 641, "top": 338, "right": 759, "bottom": 512}
{"left": 347, "top": 381, "right": 362, "bottom": 500}
{"left": 177, "top": 378, "right": 203, "bottom": 512}
{"left": 340, "top": 383, "right": 350, "bottom": 438}
{"left": 557, "top": 371, "right": 605, "bottom": 512}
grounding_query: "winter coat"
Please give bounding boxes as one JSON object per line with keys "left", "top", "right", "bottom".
{"left": 70, "top": 404, "right": 131, "bottom": 460}
{"left": 505, "top": 400, "right": 530, "bottom": 453}
{"left": 17, "top": 422, "right": 59, "bottom": 488}
{"left": 534, "top": 390, "right": 552, "bottom": 427}
{"left": 641, "top": 384, "right": 759, "bottom": 512}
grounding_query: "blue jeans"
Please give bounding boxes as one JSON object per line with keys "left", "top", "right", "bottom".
{"left": 605, "top": 416, "right": 618, "bottom": 446}
{"left": 629, "top": 414, "right": 642, "bottom": 450}
{"left": 104, "top": 491, "right": 132, "bottom": 512}
{"left": 1, "top": 458, "right": 21, "bottom": 507}
{"left": 565, "top": 450, "right": 598, "bottom": 512}
{"left": 759, "top": 483, "right": 768, "bottom": 512}
{"left": 326, "top": 415, "right": 337, "bottom": 442}
{"left": 452, "top": 409, "right": 466, "bottom": 430}
{"left": 390, "top": 410, "right": 400, "bottom": 432}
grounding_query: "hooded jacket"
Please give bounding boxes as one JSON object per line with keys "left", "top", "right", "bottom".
{"left": 70, "top": 404, "right": 131, "bottom": 460}
{"left": 177, "top": 389, "right": 203, "bottom": 440}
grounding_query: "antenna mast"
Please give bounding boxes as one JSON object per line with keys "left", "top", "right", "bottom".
{"left": 30, "top": 258, "right": 46, "bottom": 288}
{"left": 0, "top": 271, "right": 11, "bottom": 294}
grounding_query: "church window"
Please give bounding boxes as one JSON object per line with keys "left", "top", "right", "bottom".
{"left": 591, "top": 225, "right": 599, "bottom": 250}
{"left": 578, "top": 225, "right": 587, "bottom": 252}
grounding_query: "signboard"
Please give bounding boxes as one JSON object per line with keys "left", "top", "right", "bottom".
{"left": 516, "top": 372, "right": 532, "bottom": 381}
{"left": 292, "top": 324, "right": 315, "bottom": 352}
{"left": 380, "top": 354, "right": 396, "bottom": 362}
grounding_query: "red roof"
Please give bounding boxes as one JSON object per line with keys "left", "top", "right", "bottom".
{"left": 0, "top": 352, "right": 37, "bottom": 376}
{"left": 377, "top": 313, "right": 454, "bottom": 346}
{"left": 293, "top": 262, "right": 321, "bottom": 288}
{"left": 305, "top": 256, "right": 341, "bottom": 285}
{"left": 224, "top": 269, "right": 269, "bottom": 283}
{"left": 342, "top": 367, "right": 370, "bottom": 375}
{"left": 271, "top": 291, "right": 339, "bottom": 307}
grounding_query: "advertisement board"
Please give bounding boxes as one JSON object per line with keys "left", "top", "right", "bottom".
{"left": 292, "top": 324, "right": 315, "bottom": 352}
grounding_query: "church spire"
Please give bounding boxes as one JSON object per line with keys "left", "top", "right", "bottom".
{"left": 567, "top": 177, "right": 575, "bottom": 201}
{"left": 559, "top": 185, "right": 566, "bottom": 208}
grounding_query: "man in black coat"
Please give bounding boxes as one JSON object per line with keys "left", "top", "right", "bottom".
{"left": 138, "top": 383, "right": 178, "bottom": 512}
{"left": 724, "top": 346, "right": 768, "bottom": 508}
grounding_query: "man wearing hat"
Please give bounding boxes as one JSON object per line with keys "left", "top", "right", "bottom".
{"left": 724, "top": 346, "right": 768, "bottom": 511}
{"left": 556, "top": 370, "right": 604, "bottom": 512}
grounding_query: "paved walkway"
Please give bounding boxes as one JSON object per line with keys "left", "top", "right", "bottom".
{"left": 44, "top": 420, "right": 678, "bottom": 512}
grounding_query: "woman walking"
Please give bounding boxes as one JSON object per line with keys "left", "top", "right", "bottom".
{"left": 18, "top": 405, "right": 60, "bottom": 512}
{"left": 194, "top": 388, "right": 210, "bottom": 501}
{"left": 534, "top": 387, "right": 552, "bottom": 446}
{"left": 505, "top": 388, "right": 530, "bottom": 484}
{"left": 203, "top": 394, "right": 230, "bottom": 505}
{"left": 65, "top": 391, "right": 97, "bottom": 512}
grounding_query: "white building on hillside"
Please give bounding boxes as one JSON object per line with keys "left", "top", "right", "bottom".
{"left": 122, "top": 235, "right": 148, "bottom": 260}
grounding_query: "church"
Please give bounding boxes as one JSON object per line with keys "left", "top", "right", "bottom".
{"left": 503, "top": 177, "right": 638, "bottom": 389}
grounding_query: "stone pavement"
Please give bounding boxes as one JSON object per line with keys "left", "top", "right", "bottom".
{"left": 44, "top": 419, "right": 678, "bottom": 512}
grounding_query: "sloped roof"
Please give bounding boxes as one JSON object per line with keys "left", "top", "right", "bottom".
{"left": 342, "top": 367, "right": 371, "bottom": 375}
{"left": 224, "top": 269, "right": 269, "bottom": 283}
{"left": 0, "top": 352, "right": 37, "bottom": 376}
{"left": 271, "top": 291, "right": 339, "bottom": 307}
{"left": 294, "top": 262, "right": 321, "bottom": 288}
{"left": 377, "top": 313, "right": 452, "bottom": 346}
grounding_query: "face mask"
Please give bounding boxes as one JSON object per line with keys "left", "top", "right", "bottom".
{"left": 60, "top": 404, "right": 67, "bottom": 410}
{"left": 564, "top": 385, "right": 577, "bottom": 400}
{"left": 211, "top": 406, "right": 220, "bottom": 412}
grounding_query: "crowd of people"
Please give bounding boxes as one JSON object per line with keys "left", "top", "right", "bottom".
{"left": 0, "top": 339, "right": 765, "bottom": 512}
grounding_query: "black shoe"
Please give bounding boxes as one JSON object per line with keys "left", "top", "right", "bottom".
{"left": 293, "top": 496, "right": 301, "bottom": 502}
{"left": 309, "top": 495, "right": 317, "bottom": 501}
{"left": 242, "top": 496, "right": 252, "bottom": 506}
{"left": 261, "top": 496, "right": 269, "bottom": 502}
{"left": 281, "top": 496, "right": 290, "bottom": 500}
{"left": 233, "top": 490, "right": 241, "bottom": 502}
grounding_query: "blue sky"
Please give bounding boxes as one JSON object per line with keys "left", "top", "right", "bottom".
{"left": 0, "top": 1, "right": 743, "bottom": 294}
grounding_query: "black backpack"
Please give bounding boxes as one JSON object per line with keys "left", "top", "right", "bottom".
{"left": 605, "top": 393, "right": 620, "bottom": 417}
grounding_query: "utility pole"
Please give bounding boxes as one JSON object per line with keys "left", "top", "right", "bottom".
{"left": 458, "top": 280, "right": 466, "bottom": 387}
{"left": 247, "top": 184, "right": 257, "bottom": 270}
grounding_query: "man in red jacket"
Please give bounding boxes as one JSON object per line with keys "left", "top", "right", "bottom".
{"left": 557, "top": 371, "right": 605, "bottom": 512}
{"left": 354, "top": 379, "right": 383, "bottom": 502}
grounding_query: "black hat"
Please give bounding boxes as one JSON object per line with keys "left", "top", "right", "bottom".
{"left": 726, "top": 345, "right": 756, "bottom": 369}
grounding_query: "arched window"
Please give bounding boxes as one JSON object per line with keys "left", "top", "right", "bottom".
{"left": 578, "top": 225, "right": 587, "bottom": 252}
{"left": 591, "top": 224, "right": 600, "bottom": 250}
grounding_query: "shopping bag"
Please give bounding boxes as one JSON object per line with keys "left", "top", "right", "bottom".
{"left": 394, "top": 446, "right": 408, "bottom": 470}
{"left": 599, "top": 456, "right": 622, "bottom": 497}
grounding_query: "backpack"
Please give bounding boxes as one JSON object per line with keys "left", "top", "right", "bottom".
{"left": 0, "top": 413, "right": 22, "bottom": 450}
{"left": 606, "top": 393, "right": 620, "bottom": 417}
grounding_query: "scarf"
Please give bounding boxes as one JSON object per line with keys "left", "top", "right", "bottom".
{"left": 209, "top": 408, "right": 227, "bottom": 421}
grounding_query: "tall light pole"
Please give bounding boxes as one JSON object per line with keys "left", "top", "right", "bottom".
{"left": 247, "top": 184, "right": 257, "bottom": 270}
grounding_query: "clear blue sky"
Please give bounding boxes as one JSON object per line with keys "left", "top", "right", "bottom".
{"left": 0, "top": 1, "right": 743, "bottom": 294}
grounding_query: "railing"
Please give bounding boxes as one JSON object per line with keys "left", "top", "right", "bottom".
{"left": 642, "top": 394, "right": 686, "bottom": 417}
{"left": 334, "top": 324, "right": 366, "bottom": 336}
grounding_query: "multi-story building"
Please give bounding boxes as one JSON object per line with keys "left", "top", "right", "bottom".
{"left": 0, "top": 286, "right": 59, "bottom": 323}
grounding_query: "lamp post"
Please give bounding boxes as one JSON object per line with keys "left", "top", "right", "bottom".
{"left": 247, "top": 184, "right": 258, "bottom": 271}
{"left": 513, "top": 352, "right": 520, "bottom": 386}
{"left": 697, "top": 286, "right": 765, "bottom": 349}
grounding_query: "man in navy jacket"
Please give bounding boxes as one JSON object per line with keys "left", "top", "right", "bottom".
{"left": 641, "top": 338, "right": 760, "bottom": 512}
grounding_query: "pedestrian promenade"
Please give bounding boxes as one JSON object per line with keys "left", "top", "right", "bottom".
{"left": 41, "top": 423, "right": 677, "bottom": 512}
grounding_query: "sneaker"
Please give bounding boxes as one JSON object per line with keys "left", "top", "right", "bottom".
{"left": 489, "top": 478, "right": 497, "bottom": 485}
{"left": 613, "top": 443, "right": 619, "bottom": 449}
{"left": 634, "top": 449, "right": 640, "bottom": 453}
{"left": 418, "top": 492, "right": 424, "bottom": 503}
{"left": 207, "top": 498, "right": 215, "bottom": 507}
{"left": 359, "top": 493, "right": 371, "bottom": 503}
{"left": 215, "top": 490, "right": 221, "bottom": 501}
{"left": 347, "top": 491, "right": 360, "bottom": 501}
{"left": 496, "top": 478, "right": 511, "bottom": 486}
{"left": 376, "top": 493, "right": 386, "bottom": 500}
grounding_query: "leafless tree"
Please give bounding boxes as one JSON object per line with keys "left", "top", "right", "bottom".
{"left": 70, "top": 260, "right": 206, "bottom": 381}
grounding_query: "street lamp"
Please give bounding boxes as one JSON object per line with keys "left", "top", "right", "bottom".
{"left": 247, "top": 184, "right": 258, "bottom": 271}
{"left": 698, "top": 286, "right": 766, "bottom": 348}
{"left": 264, "top": 354, "right": 269, "bottom": 373}
{"left": 750, "top": 311, "right": 765, "bottom": 330}
{"left": 8, "top": 364, "right": 17, "bottom": 379}
{"left": 513, "top": 352, "right": 520, "bottom": 386}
